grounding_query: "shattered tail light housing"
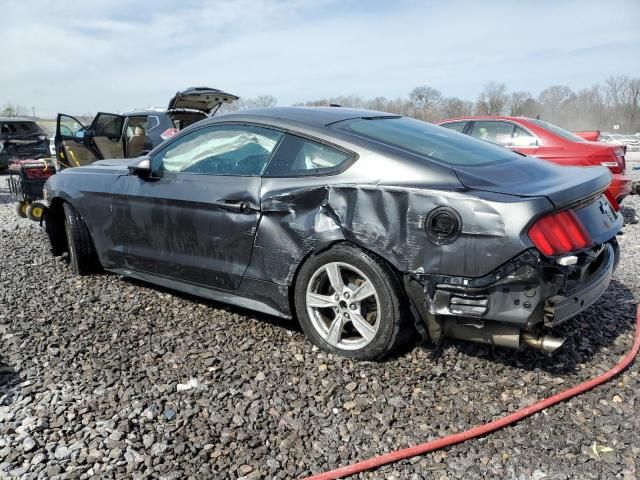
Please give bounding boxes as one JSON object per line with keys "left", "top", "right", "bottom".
{"left": 528, "top": 209, "right": 592, "bottom": 257}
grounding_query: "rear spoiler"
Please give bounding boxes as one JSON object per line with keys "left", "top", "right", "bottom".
{"left": 573, "top": 130, "right": 600, "bottom": 142}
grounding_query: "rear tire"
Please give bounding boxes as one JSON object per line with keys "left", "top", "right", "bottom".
{"left": 294, "top": 243, "right": 406, "bottom": 360}
{"left": 63, "top": 202, "right": 101, "bottom": 275}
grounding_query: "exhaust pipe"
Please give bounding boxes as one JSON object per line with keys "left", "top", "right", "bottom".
{"left": 520, "top": 333, "right": 565, "bottom": 354}
{"left": 442, "top": 320, "right": 565, "bottom": 354}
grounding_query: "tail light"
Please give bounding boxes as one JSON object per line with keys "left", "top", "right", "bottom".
{"left": 160, "top": 128, "right": 179, "bottom": 140}
{"left": 588, "top": 149, "right": 625, "bottom": 174}
{"left": 23, "top": 166, "right": 54, "bottom": 180}
{"left": 528, "top": 209, "right": 592, "bottom": 257}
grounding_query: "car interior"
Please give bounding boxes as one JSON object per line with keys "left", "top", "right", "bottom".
{"left": 124, "top": 117, "right": 150, "bottom": 158}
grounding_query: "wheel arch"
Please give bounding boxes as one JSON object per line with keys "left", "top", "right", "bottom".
{"left": 44, "top": 196, "right": 69, "bottom": 255}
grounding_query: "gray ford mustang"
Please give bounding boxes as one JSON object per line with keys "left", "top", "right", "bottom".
{"left": 42, "top": 107, "right": 622, "bottom": 360}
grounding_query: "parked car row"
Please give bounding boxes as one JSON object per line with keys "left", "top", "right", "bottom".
{"left": 599, "top": 133, "right": 640, "bottom": 152}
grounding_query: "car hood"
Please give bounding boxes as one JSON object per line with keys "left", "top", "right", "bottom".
{"left": 168, "top": 87, "right": 239, "bottom": 114}
{"left": 453, "top": 156, "right": 612, "bottom": 208}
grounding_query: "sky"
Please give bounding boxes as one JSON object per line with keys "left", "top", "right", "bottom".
{"left": 2, "top": 0, "right": 640, "bottom": 117}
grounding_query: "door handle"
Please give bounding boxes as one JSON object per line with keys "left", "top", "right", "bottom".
{"left": 219, "top": 200, "right": 252, "bottom": 213}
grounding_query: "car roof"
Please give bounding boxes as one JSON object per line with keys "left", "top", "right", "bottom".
{"left": 215, "top": 106, "right": 395, "bottom": 127}
{"left": 438, "top": 116, "right": 537, "bottom": 123}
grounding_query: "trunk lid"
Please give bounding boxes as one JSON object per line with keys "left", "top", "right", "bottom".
{"left": 167, "top": 87, "right": 239, "bottom": 114}
{"left": 453, "top": 156, "right": 612, "bottom": 208}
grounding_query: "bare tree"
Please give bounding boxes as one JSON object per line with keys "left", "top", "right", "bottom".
{"left": 440, "top": 97, "right": 473, "bottom": 119}
{"left": 475, "top": 83, "right": 508, "bottom": 116}
{"left": 295, "top": 74, "right": 640, "bottom": 133}
{"left": 244, "top": 95, "right": 277, "bottom": 109}
{"left": 509, "top": 91, "right": 534, "bottom": 116}
{"left": 1, "top": 103, "right": 29, "bottom": 117}
{"left": 409, "top": 86, "right": 442, "bottom": 120}
{"left": 538, "top": 85, "right": 574, "bottom": 107}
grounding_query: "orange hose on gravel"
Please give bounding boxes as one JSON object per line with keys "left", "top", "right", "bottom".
{"left": 306, "top": 306, "right": 640, "bottom": 480}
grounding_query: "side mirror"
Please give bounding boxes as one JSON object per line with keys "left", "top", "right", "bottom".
{"left": 128, "top": 157, "right": 153, "bottom": 179}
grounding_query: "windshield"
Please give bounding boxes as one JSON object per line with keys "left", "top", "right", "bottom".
{"left": 530, "top": 119, "right": 585, "bottom": 142}
{"left": 333, "top": 116, "right": 523, "bottom": 166}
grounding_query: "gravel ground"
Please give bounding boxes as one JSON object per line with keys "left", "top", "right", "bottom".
{"left": 0, "top": 168, "right": 639, "bottom": 480}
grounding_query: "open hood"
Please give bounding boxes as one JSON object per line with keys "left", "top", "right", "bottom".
{"left": 167, "top": 87, "right": 239, "bottom": 114}
{"left": 453, "top": 156, "right": 612, "bottom": 208}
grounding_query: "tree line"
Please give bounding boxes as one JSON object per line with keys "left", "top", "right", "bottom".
{"left": 295, "top": 75, "right": 640, "bottom": 133}
{"left": 4, "top": 75, "right": 639, "bottom": 133}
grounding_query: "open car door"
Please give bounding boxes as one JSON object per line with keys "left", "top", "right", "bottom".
{"left": 56, "top": 114, "right": 97, "bottom": 170}
{"left": 86, "top": 112, "right": 125, "bottom": 160}
{"left": 167, "top": 87, "right": 239, "bottom": 115}
{"left": 56, "top": 112, "right": 125, "bottom": 169}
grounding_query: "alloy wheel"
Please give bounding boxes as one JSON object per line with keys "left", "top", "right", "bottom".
{"left": 305, "top": 261, "right": 381, "bottom": 350}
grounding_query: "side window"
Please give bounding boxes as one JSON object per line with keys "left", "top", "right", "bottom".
{"left": 154, "top": 124, "right": 283, "bottom": 176}
{"left": 146, "top": 115, "right": 160, "bottom": 132}
{"left": 439, "top": 121, "right": 467, "bottom": 133}
{"left": 264, "top": 134, "right": 352, "bottom": 177}
{"left": 511, "top": 126, "right": 538, "bottom": 147}
{"left": 469, "top": 121, "right": 515, "bottom": 146}
{"left": 93, "top": 113, "right": 124, "bottom": 140}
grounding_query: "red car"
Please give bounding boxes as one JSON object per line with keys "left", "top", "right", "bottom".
{"left": 437, "top": 116, "right": 631, "bottom": 203}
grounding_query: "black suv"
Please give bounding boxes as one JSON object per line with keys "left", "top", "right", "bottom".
{"left": 0, "top": 118, "right": 50, "bottom": 170}
{"left": 55, "top": 87, "right": 238, "bottom": 169}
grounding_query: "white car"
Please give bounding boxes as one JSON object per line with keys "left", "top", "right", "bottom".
{"left": 600, "top": 133, "right": 640, "bottom": 151}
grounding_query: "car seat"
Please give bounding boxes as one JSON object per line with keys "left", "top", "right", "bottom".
{"left": 128, "top": 126, "right": 148, "bottom": 158}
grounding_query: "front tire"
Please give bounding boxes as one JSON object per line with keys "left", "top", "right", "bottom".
{"left": 63, "top": 202, "right": 101, "bottom": 275}
{"left": 294, "top": 243, "right": 405, "bottom": 360}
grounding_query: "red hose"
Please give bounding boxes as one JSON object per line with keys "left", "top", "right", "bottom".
{"left": 306, "top": 306, "right": 640, "bottom": 480}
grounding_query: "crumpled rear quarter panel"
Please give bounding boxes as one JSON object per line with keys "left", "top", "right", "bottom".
{"left": 246, "top": 182, "right": 552, "bottom": 286}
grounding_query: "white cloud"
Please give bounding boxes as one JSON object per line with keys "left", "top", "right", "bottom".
{"left": 1, "top": 0, "right": 639, "bottom": 116}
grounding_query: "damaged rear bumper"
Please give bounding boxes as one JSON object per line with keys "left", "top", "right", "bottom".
{"left": 405, "top": 239, "right": 618, "bottom": 349}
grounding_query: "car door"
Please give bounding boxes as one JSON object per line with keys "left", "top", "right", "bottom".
{"left": 55, "top": 114, "right": 98, "bottom": 169}
{"left": 108, "top": 123, "right": 284, "bottom": 290}
{"left": 86, "top": 112, "right": 126, "bottom": 159}
{"left": 56, "top": 112, "right": 125, "bottom": 169}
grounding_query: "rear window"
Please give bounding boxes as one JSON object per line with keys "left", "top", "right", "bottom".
{"left": 0, "top": 121, "right": 41, "bottom": 135}
{"left": 170, "top": 112, "right": 207, "bottom": 130}
{"left": 333, "top": 116, "right": 522, "bottom": 166}
{"left": 530, "top": 119, "right": 585, "bottom": 142}
{"left": 440, "top": 121, "right": 467, "bottom": 133}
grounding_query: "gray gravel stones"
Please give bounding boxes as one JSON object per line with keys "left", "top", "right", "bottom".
{"left": 0, "top": 169, "right": 639, "bottom": 479}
